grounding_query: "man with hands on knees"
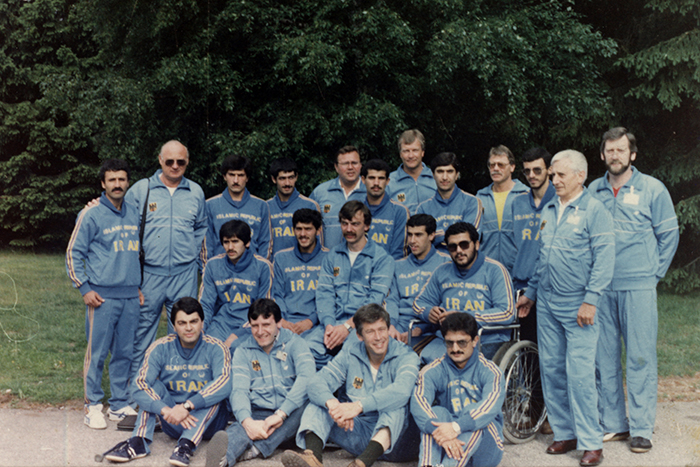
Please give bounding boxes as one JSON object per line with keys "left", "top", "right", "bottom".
{"left": 411, "top": 313, "right": 505, "bottom": 467}
{"left": 282, "top": 304, "right": 420, "bottom": 467}
{"left": 205, "top": 298, "right": 315, "bottom": 467}
{"left": 103, "top": 297, "right": 231, "bottom": 467}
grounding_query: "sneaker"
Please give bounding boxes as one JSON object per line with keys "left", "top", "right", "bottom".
{"left": 170, "top": 440, "right": 195, "bottom": 467}
{"left": 104, "top": 437, "right": 148, "bottom": 463}
{"left": 84, "top": 404, "right": 107, "bottom": 430}
{"left": 630, "top": 436, "right": 652, "bottom": 453}
{"left": 281, "top": 449, "right": 324, "bottom": 467}
{"left": 603, "top": 431, "right": 630, "bottom": 442}
{"left": 206, "top": 431, "right": 229, "bottom": 467}
{"left": 109, "top": 406, "right": 138, "bottom": 421}
{"left": 238, "top": 445, "right": 261, "bottom": 462}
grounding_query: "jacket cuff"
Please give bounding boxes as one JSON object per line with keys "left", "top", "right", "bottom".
{"left": 583, "top": 292, "right": 600, "bottom": 307}
{"left": 79, "top": 283, "right": 93, "bottom": 295}
{"left": 189, "top": 393, "right": 206, "bottom": 410}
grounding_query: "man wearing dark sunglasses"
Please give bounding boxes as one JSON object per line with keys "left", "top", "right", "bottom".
{"left": 413, "top": 222, "right": 515, "bottom": 364}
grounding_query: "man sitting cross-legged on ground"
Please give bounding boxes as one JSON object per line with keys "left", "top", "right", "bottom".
{"left": 205, "top": 298, "right": 316, "bottom": 467}
{"left": 411, "top": 312, "right": 505, "bottom": 467}
{"left": 281, "top": 304, "right": 420, "bottom": 467}
{"left": 104, "top": 297, "right": 231, "bottom": 467}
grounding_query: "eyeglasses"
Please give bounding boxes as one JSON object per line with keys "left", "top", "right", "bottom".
{"left": 445, "top": 339, "right": 472, "bottom": 349}
{"left": 522, "top": 167, "right": 544, "bottom": 176}
{"left": 446, "top": 240, "right": 471, "bottom": 253}
{"left": 164, "top": 159, "right": 187, "bottom": 167}
{"left": 488, "top": 162, "right": 509, "bottom": 170}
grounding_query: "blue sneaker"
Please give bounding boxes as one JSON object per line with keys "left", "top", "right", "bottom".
{"left": 170, "top": 439, "right": 195, "bottom": 467}
{"left": 104, "top": 437, "right": 148, "bottom": 463}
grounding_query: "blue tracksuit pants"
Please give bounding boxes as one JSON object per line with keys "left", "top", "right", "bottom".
{"left": 129, "top": 264, "right": 198, "bottom": 380}
{"left": 419, "top": 406, "right": 503, "bottom": 467}
{"left": 84, "top": 297, "right": 139, "bottom": 409}
{"left": 596, "top": 289, "right": 658, "bottom": 440}
{"left": 538, "top": 297, "right": 603, "bottom": 450}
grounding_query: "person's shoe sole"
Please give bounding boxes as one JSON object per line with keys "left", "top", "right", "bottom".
{"left": 206, "top": 431, "right": 229, "bottom": 467}
{"left": 603, "top": 431, "right": 630, "bottom": 442}
{"left": 281, "top": 450, "right": 322, "bottom": 467}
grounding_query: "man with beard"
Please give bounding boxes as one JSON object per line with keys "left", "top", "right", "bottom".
{"left": 413, "top": 222, "right": 515, "bottom": 364}
{"left": 589, "top": 128, "right": 679, "bottom": 454}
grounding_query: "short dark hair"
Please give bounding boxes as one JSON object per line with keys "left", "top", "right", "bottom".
{"left": 170, "top": 297, "right": 204, "bottom": 324}
{"left": 361, "top": 159, "right": 391, "bottom": 178}
{"left": 221, "top": 154, "right": 251, "bottom": 177}
{"left": 269, "top": 158, "right": 298, "bottom": 179}
{"left": 445, "top": 222, "right": 478, "bottom": 244}
{"left": 219, "top": 219, "right": 252, "bottom": 246}
{"left": 600, "top": 127, "right": 637, "bottom": 154}
{"left": 521, "top": 147, "right": 552, "bottom": 167}
{"left": 336, "top": 145, "right": 361, "bottom": 164}
{"left": 398, "top": 129, "right": 425, "bottom": 152}
{"left": 99, "top": 159, "right": 130, "bottom": 181}
{"left": 293, "top": 208, "right": 323, "bottom": 229}
{"left": 430, "top": 152, "right": 459, "bottom": 172}
{"left": 440, "top": 312, "right": 478, "bottom": 339}
{"left": 339, "top": 200, "right": 371, "bottom": 226}
{"left": 489, "top": 145, "right": 515, "bottom": 166}
{"left": 248, "top": 298, "right": 281, "bottom": 323}
{"left": 353, "top": 303, "right": 391, "bottom": 335}
{"left": 406, "top": 214, "right": 436, "bottom": 235}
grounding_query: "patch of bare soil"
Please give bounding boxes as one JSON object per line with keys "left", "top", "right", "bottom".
{"left": 658, "top": 372, "right": 700, "bottom": 402}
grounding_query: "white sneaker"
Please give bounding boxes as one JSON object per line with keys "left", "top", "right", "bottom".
{"left": 108, "top": 405, "right": 138, "bottom": 421}
{"left": 84, "top": 404, "right": 107, "bottom": 429}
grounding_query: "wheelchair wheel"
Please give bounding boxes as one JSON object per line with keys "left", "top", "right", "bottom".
{"left": 497, "top": 340, "right": 547, "bottom": 444}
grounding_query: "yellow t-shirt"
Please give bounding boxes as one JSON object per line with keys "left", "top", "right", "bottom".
{"left": 493, "top": 190, "right": 510, "bottom": 230}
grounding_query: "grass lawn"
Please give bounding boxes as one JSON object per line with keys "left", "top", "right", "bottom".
{"left": 0, "top": 251, "right": 698, "bottom": 406}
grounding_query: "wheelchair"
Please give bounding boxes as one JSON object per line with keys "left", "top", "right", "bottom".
{"left": 409, "top": 319, "right": 546, "bottom": 444}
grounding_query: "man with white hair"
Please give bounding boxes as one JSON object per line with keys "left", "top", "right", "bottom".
{"left": 517, "top": 150, "right": 614, "bottom": 467}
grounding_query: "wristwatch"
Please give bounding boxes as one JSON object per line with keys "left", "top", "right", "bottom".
{"left": 183, "top": 400, "right": 194, "bottom": 412}
{"left": 274, "top": 409, "right": 287, "bottom": 421}
{"left": 343, "top": 322, "right": 353, "bottom": 333}
{"left": 452, "top": 422, "right": 461, "bottom": 434}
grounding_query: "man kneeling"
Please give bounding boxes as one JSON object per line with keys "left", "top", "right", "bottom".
{"left": 411, "top": 313, "right": 505, "bottom": 467}
{"left": 206, "top": 298, "right": 316, "bottom": 466}
{"left": 282, "top": 303, "right": 420, "bottom": 467}
{"left": 104, "top": 297, "right": 231, "bottom": 466}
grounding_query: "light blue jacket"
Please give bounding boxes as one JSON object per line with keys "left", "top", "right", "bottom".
{"left": 387, "top": 163, "right": 437, "bottom": 214}
{"left": 416, "top": 189, "right": 483, "bottom": 252}
{"left": 511, "top": 183, "right": 557, "bottom": 289}
{"left": 476, "top": 180, "right": 529, "bottom": 274}
{"left": 411, "top": 349, "right": 505, "bottom": 434}
{"left": 366, "top": 195, "right": 410, "bottom": 259}
{"left": 206, "top": 188, "right": 272, "bottom": 260}
{"left": 230, "top": 328, "right": 316, "bottom": 421}
{"left": 267, "top": 189, "right": 321, "bottom": 256}
{"left": 309, "top": 338, "right": 419, "bottom": 414}
{"left": 66, "top": 193, "right": 140, "bottom": 299}
{"left": 272, "top": 241, "right": 329, "bottom": 324}
{"left": 309, "top": 177, "right": 366, "bottom": 248}
{"left": 524, "top": 188, "right": 615, "bottom": 307}
{"left": 316, "top": 240, "right": 395, "bottom": 327}
{"left": 125, "top": 171, "right": 207, "bottom": 276}
{"left": 588, "top": 167, "right": 679, "bottom": 290}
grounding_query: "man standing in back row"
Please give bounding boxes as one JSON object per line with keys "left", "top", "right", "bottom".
{"left": 387, "top": 129, "right": 437, "bottom": 213}
{"left": 590, "top": 128, "right": 679, "bottom": 454}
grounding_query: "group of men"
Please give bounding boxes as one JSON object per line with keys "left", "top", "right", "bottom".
{"left": 66, "top": 127, "right": 678, "bottom": 467}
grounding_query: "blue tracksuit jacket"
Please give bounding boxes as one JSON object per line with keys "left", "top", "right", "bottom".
{"left": 511, "top": 183, "right": 557, "bottom": 289}
{"left": 132, "top": 333, "right": 231, "bottom": 413}
{"left": 413, "top": 254, "right": 515, "bottom": 345}
{"left": 316, "top": 240, "right": 395, "bottom": 327}
{"left": 125, "top": 171, "right": 207, "bottom": 275}
{"left": 387, "top": 163, "right": 437, "bottom": 213}
{"left": 231, "top": 328, "right": 315, "bottom": 421}
{"left": 386, "top": 248, "right": 451, "bottom": 332}
{"left": 272, "top": 242, "right": 329, "bottom": 325}
{"left": 206, "top": 188, "right": 272, "bottom": 260}
{"left": 524, "top": 188, "right": 615, "bottom": 307}
{"left": 199, "top": 248, "right": 273, "bottom": 338}
{"left": 476, "top": 180, "right": 529, "bottom": 274}
{"left": 416, "top": 189, "right": 483, "bottom": 252}
{"left": 309, "top": 177, "right": 366, "bottom": 248}
{"left": 366, "top": 195, "right": 410, "bottom": 259}
{"left": 66, "top": 193, "right": 141, "bottom": 299}
{"left": 588, "top": 167, "right": 679, "bottom": 290}
{"left": 267, "top": 189, "right": 321, "bottom": 257}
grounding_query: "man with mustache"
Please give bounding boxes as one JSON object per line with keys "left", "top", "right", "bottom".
{"left": 361, "top": 159, "right": 410, "bottom": 260}
{"left": 206, "top": 154, "right": 272, "bottom": 260}
{"left": 387, "top": 129, "right": 437, "bottom": 213}
{"left": 267, "top": 158, "right": 321, "bottom": 257}
{"left": 476, "top": 145, "right": 529, "bottom": 275}
{"left": 411, "top": 312, "right": 505, "bottom": 467}
{"left": 67, "top": 159, "right": 143, "bottom": 428}
{"left": 590, "top": 128, "right": 679, "bottom": 454}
